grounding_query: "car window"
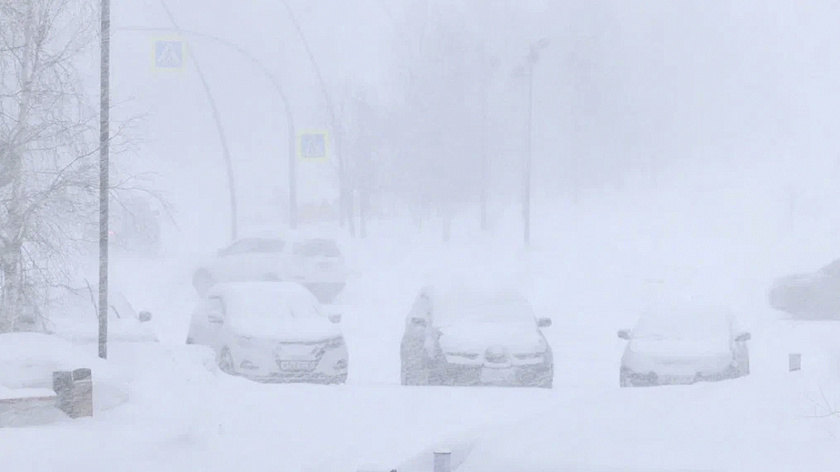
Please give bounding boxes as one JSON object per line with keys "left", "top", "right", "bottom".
{"left": 208, "top": 297, "right": 225, "bottom": 316}
{"left": 434, "top": 299, "right": 535, "bottom": 327}
{"left": 410, "top": 293, "right": 431, "bottom": 320}
{"left": 293, "top": 239, "right": 341, "bottom": 257}
{"left": 633, "top": 313, "right": 730, "bottom": 341}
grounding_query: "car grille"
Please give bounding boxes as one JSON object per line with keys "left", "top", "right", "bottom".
{"left": 484, "top": 346, "right": 509, "bottom": 364}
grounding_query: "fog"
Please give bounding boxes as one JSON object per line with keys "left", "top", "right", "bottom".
{"left": 3, "top": 1, "right": 840, "bottom": 471}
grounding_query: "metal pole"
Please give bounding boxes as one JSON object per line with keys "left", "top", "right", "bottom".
{"left": 98, "top": 0, "right": 110, "bottom": 359}
{"left": 524, "top": 60, "right": 534, "bottom": 246}
{"left": 158, "top": 2, "right": 238, "bottom": 241}
{"left": 280, "top": 0, "right": 349, "bottom": 233}
{"left": 289, "top": 120, "right": 297, "bottom": 229}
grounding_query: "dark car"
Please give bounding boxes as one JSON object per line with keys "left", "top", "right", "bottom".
{"left": 400, "top": 284, "right": 553, "bottom": 388}
{"left": 769, "top": 259, "right": 840, "bottom": 319}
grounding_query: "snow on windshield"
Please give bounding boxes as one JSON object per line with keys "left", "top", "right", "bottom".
{"left": 633, "top": 312, "right": 731, "bottom": 341}
{"left": 435, "top": 297, "right": 534, "bottom": 326}
{"left": 223, "top": 285, "right": 323, "bottom": 335}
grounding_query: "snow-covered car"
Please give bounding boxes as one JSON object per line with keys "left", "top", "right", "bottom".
{"left": 400, "top": 284, "right": 553, "bottom": 388}
{"left": 768, "top": 259, "right": 840, "bottom": 319}
{"left": 50, "top": 290, "right": 158, "bottom": 344}
{"left": 186, "top": 281, "right": 348, "bottom": 384}
{"left": 192, "top": 235, "right": 347, "bottom": 303}
{"left": 617, "top": 309, "right": 751, "bottom": 387}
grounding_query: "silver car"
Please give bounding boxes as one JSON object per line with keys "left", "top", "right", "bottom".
{"left": 400, "top": 285, "right": 553, "bottom": 388}
{"left": 192, "top": 235, "right": 348, "bottom": 303}
{"left": 186, "top": 282, "right": 348, "bottom": 384}
{"left": 618, "top": 309, "right": 751, "bottom": 387}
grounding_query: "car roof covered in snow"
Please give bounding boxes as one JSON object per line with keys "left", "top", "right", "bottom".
{"left": 207, "top": 281, "right": 317, "bottom": 305}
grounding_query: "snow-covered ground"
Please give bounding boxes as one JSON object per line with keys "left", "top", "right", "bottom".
{"left": 3, "top": 170, "right": 840, "bottom": 472}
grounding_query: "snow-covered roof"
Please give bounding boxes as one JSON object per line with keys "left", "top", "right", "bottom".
{"left": 208, "top": 281, "right": 317, "bottom": 306}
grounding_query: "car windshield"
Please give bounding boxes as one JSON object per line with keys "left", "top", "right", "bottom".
{"left": 434, "top": 297, "right": 534, "bottom": 327}
{"left": 227, "top": 297, "right": 322, "bottom": 334}
{"left": 632, "top": 313, "right": 730, "bottom": 341}
{"left": 293, "top": 239, "right": 341, "bottom": 257}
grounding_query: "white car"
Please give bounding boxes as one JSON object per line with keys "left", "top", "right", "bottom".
{"left": 617, "top": 309, "right": 751, "bottom": 387}
{"left": 186, "top": 282, "right": 348, "bottom": 384}
{"left": 400, "top": 284, "right": 553, "bottom": 388}
{"left": 50, "top": 290, "right": 157, "bottom": 344}
{"left": 193, "top": 235, "right": 347, "bottom": 303}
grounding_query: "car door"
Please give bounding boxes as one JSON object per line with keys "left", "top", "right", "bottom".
{"left": 203, "top": 296, "right": 228, "bottom": 353}
{"left": 401, "top": 292, "right": 432, "bottom": 366}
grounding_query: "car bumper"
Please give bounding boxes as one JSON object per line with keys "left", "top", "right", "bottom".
{"left": 620, "top": 365, "right": 740, "bottom": 387}
{"left": 231, "top": 345, "right": 348, "bottom": 384}
{"left": 432, "top": 362, "right": 552, "bottom": 387}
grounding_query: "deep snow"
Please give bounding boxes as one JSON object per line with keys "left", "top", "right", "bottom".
{"left": 3, "top": 169, "right": 840, "bottom": 472}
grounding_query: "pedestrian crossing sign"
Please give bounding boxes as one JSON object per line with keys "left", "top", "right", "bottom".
{"left": 298, "top": 131, "right": 329, "bottom": 162}
{"left": 152, "top": 37, "right": 185, "bottom": 71}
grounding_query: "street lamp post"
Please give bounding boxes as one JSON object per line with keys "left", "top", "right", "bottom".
{"left": 523, "top": 38, "right": 549, "bottom": 246}
{"left": 117, "top": 23, "right": 298, "bottom": 232}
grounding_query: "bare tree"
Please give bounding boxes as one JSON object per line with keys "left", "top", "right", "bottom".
{"left": 0, "top": 0, "right": 103, "bottom": 332}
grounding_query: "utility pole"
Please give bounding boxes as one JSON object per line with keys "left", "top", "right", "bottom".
{"left": 522, "top": 38, "right": 549, "bottom": 246}
{"left": 98, "top": 0, "right": 111, "bottom": 359}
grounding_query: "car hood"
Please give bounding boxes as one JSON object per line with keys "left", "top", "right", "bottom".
{"left": 438, "top": 322, "right": 545, "bottom": 354}
{"left": 623, "top": 338, "right": 733, "bottom": 375}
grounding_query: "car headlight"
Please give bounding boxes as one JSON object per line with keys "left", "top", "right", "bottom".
{"left": 514, "top": 352, "right": 544, "bottom": 360}
{"left": 324, "top": 337, "right": 345, "bottom": 350}
{"left": 446, "top": 351, "right": 480, "bottom": 360}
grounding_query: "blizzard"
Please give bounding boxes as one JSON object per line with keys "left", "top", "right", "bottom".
{"left": 3, "top": 1, "right": 840, "bottom": 472}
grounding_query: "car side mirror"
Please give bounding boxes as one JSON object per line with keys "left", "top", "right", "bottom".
{"left": 617, "top": 329, "right": 631, "bottom": 340}
{"left": 328, "top": 313, "right": 342, "bottom": 324}
{"left": 138, "top": 311, "right": 152, "bottom": 323}
{"left": 735, "top": 332, "right": 751, "bottom": 342}
{"left": 410, "top": 317, "right": 427, "bottom": 328}
{"left": 537, "top": 317, "right": 552, "bottom": 328}
{"left": 208, "top": 312, "right": 224, "bottom": 324}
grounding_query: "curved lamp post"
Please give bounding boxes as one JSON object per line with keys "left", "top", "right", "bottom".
{"left": 116, "top": 24, "right": 299, "bottom": 236}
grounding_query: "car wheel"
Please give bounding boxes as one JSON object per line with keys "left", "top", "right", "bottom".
{"left": 538, "top": 368, "right": 554, "bottom": 389}
{"left": 193, "top": 270, "right": 216, "bottom": 296}
{"left": 737, "top": 355, "right": 750, "bottom": 377}
{"left": 218, "top": 348, "right": 236, "bottom": 375}
{"left": 401, "top": 359, "right": 428, "bottom": 386}
{"left": 331, "top": 373, "right": 348, "bottom": 385}
{"left": 619, "top": 370, "right": 630, "bottom": 388}
{"left": 186, "top": 337, "right": 194, "bottom": 345}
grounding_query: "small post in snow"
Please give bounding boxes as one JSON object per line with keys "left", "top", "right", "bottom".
{"left": 53, "top": 368, "right": 93, "bottom": 418}
{"left": 789, "top": 353, "right": 801, "bottom": 372}
{"left": 433, "top": 450, "right": 451, "bottom": 472}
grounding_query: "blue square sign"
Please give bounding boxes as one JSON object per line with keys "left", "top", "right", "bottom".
{"left": 154, "top": 40, "right": 184, "bottom": 69}
{"left": 298, "top": 132, "right": 328, "bottom": 161}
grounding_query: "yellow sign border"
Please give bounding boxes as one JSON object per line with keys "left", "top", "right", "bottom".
{"left": 297, "top": 130, "right": 330, "bottom": 162}
{"left": 151, "top": 36, "right": 187, "bottom": 73}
